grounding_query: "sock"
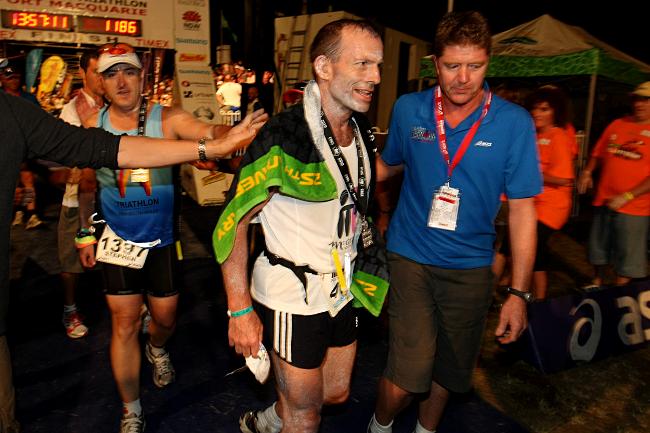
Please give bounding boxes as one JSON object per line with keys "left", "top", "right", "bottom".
{"left": 63, "top": 304, "right": 77, "bottom": 315}
{"left": 413, "top": 419, "right": 435, "bottom": 433}
{"left": 123, "top": 399, "right": 142, "bottom": 417}
{"left": 256, "top": 402, "right": 283, "bottom": 433}
{"left": 368, "top": 413, "right": 393, "bottom": 433}
{"left": 148, "top": 342, "right": 167, "bottom": 357}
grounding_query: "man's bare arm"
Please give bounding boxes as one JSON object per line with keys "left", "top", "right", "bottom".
{"left": 221, "top": 197, "right": 272, "bottom": 357}
{"left": 495, "top": 197, "right": 537, "bottom": 344}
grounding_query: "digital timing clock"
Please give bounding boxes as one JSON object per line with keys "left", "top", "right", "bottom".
{"left": 1, "top": 10, "right": 73, "bottom": 31}
{"left": 77, "top": 16, "right": 142, "bottom": 37}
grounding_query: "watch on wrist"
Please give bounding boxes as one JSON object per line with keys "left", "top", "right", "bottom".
{"left": 506, "top": 287, "right": 535, "bottom": 303}
{"left": 197, "top": 136, "right": 208, "bottom": 162}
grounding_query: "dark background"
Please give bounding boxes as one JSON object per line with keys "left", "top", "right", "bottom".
{"left": 214, "top": 0, "right": 648, "bottom": 73}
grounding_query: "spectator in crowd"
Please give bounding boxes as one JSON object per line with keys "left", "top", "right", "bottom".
{"left": 75, "top": 43, "right": 266, "bottom": 433}
{"left": 57, "top": 49, "right": 106, "bottom": 339}
{"left": 217, "top": 73, "right": 242, "bottom": 110}
{"left": 367, "top": 11, "right": 540, "bottom": 433}
{"left": 214, "top": 19, "right": 383, "bottom": 433}
{"left": 526, "top": 85, "right": 575, "bottom": 300}
{"left": 577, "top": 81, "right": 650, "bottom": 288}
{"left": 244, "top": 86, "right": 262, "bottom": 118}
{"left": 259, "top": 70, "right": 275, "bottom": 115}
{"left": 1, "top": 62, "right": 45, "bottom": 231}
{"left": 0, "top": 55, "right": 267, "bottom": 433}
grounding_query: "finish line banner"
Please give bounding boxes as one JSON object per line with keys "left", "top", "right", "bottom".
{"left": 517, "top": 281, "right": 650, "bottom": 373}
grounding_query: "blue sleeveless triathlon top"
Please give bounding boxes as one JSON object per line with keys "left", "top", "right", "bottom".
{"left": 95, "top": 104, "right": 174, "bottom": 247}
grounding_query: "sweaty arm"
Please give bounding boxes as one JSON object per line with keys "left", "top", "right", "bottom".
{"left": 221, "top": 196, "right": 273, "bottom": 358}
{"left": 496, "top": 197, "right": 537, "bottom": 344}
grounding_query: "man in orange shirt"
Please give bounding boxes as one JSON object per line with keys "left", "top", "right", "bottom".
{"left": 577, "top": 81, "right": 650, "bottom": 287}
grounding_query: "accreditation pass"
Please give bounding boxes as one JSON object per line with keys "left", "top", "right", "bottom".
{"left": 428, "top": 184, "right": 460, "bottom": 231}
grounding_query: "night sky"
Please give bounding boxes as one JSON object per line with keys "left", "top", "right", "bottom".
{"left": 218, "top": 1, "right": 648, "bottom": 69}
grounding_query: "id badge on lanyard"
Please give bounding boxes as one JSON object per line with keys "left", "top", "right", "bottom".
{"left": 428, "top": 183, "right": 460, "bottom": 230}
{"left": 430, "top": 86, "right": 491, "bottom": 232}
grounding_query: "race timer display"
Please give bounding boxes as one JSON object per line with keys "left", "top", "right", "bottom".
{"left": 77, "top": 16, "right": 142, "bottom": 37}
{"left": 1, "top": 10, "right": 73, "bottom": 31}
{"left": 1, "top": 10, "right": 142, "bottom": 37}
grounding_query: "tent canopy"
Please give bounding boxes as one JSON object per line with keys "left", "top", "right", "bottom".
{"left": 420, "top": 14, "right": 650, "bottom": 85}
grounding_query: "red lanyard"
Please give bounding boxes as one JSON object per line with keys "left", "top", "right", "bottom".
{"left": 433, "top": 86, "right": 492, "bottom": 180}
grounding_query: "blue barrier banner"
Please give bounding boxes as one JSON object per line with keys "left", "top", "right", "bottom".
{"left": 518, "top": 280, "right": 650, "bottom": 373}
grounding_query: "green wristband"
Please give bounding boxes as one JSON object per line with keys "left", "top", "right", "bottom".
{"left": 227, "top": 306, "right": 253, "bottom": 318}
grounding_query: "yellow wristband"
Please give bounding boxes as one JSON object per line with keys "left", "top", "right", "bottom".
{"left": 623, "top": 191, "right": 635, "bottom": 201}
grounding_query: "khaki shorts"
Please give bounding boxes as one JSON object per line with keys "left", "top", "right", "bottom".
{"left": 384, "top": 253, "right": 493, "bottom": 393}
{"left": 57, "top": 205, "right": 83, "bottom": 274}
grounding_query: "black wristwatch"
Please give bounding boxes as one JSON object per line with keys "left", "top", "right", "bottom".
{"left": 506, "top": 287, "right": 535, "bottom": 303}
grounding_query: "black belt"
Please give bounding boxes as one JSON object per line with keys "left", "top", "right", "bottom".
{"left": 263, "top": 246, "right": 319, "bottom": 305}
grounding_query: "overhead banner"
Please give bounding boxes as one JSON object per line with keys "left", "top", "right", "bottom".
{"left": 174, "top": 64, "right": 219, "bottom": 125}
{"left": 0, "top": 0, "right": 175, "bottom": 48}
{"left": 173, "top": 0, "right": 211, "bottom": 66}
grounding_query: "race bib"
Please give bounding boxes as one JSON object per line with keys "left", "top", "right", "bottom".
{"left": 324, "top": 274, "right": 353, "bottom": 317}
{"left": 96, "top": 224, "right": 149, "bottom": 269}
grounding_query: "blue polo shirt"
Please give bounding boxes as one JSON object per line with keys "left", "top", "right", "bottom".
{"left": 382, "top": 85, "right": 541, "bottom": 269}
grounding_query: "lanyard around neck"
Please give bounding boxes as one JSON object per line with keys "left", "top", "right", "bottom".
{"left": 321, "top": 110, "right": 368, "bottom": 216}
{"left": 433, "top": 86, "right": 492, "bottom": 181}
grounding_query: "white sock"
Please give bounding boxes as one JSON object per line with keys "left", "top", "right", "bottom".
{"left": 413, "top": 419, "right": 435, "bottom": 433}
{"left": 256, "top": 402, "right": 282, "bottom": 433}
{"left": 123, "top": 399, "right": 142, "bottom": 416}
{"left": 63, "top": 304, "right": 77, "bottom": 314}
{"left": 148, "top": 341, "right": 166, "bottom": 356}
{"left": 368, "top": 413, "right": 393, "bottom": 433}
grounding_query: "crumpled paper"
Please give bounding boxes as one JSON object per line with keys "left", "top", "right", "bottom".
{"left": 245, "top": 343, "right": 270, "bottom": 383}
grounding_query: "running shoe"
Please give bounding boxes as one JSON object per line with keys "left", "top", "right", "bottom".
{"left": 25, "top": 214, "right": 44, "bottom": 230}
{"left": 11, "top": 210, "right": 23, "bottom": 226}
{"left": 120, "top": 412, "right": 145, "bottom": 433}
{"left": 145, "top": 341, "right": 175, "bottom": 388}
{"left": 62, "top": 311, "right": 89, "bottom": 339}
{"left": 239, "top": 410, "right": 262, "bottom": 433}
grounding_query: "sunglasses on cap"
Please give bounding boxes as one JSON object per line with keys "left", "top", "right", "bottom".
{"left": 97, "top": 42, "right": 136, "bottom": 55}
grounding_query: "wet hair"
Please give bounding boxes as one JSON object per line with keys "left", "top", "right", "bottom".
{"left": 525, "top": 85, "right": 571, "bottom": 127}
{"left": 80, "top": 50, "right": 100, "bottom": 72}
{"left": 433, "top": 11, "right": 491, "bottom": 58}
{"left": 309, "top": 18, "right": 381, "bottom": 64}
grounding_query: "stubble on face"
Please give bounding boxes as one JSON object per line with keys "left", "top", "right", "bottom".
{"left": 435, "top": 44, "right": 488, "bottom": 109}
{"left": 321, "top": 27, "right": 383, "bottom": 117}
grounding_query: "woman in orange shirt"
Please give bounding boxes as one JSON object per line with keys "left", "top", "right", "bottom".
{"left": 527, "top": 86, "right": 575, "bottom": 299}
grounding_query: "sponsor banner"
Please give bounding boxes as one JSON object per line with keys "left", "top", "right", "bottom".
{"left": 174, "top": 64, "right": 219, "bottom": 125}
{"left": 517, "top": 281, "right": 650, "bottom": 373}
{"left": 0, "top": 0, "right": 174, "bottom": 47}
{"left": 173, "top": 0, "right": 210, "bottom": 65}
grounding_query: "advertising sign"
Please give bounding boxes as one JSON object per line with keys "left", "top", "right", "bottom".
{"left": 174, "top": 64, "right": 219, "bottom": 125}
{"left": 518, "top": 281, "right": 650, "bottom": 373}
{"left": 173, "top": 0, "right": 210, "bottom": 66}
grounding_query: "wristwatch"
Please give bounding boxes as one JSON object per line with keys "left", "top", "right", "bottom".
{"left": 506, "top": 287, "right": 535, "bottom": 303}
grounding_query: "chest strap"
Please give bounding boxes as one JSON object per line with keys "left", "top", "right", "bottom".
{"left": 263, "top": 246, "right": 318, "bottom": 305}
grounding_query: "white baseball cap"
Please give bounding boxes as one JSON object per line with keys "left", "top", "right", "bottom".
{"left": 97, "top": 44, "right": 142, "bottom": 73}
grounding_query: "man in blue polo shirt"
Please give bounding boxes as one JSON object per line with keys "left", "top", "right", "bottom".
{"left": 367, "top": 11, "right": 541, "bottom": 433}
